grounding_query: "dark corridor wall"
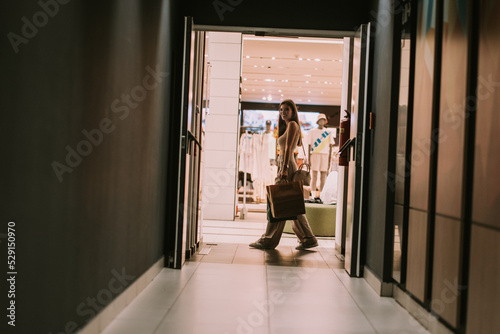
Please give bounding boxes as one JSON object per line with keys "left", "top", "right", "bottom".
{"left": 0, "top": 0, "right": 174, "bottom": 333}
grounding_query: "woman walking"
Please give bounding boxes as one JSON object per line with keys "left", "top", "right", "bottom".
{"left": 250, "top": 99, "right": 318, "bottom": 250}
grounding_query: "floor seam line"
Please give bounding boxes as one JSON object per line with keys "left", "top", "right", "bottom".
{"left": 151, "top": 262, "right": 201, "bottom": 334}
{"left": 331, "top": 269, "right": 380, "bottom": 334}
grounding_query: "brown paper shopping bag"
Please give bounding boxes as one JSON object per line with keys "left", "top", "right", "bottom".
{"left": 266, "top": 180, "right": 306, "bottom": 219}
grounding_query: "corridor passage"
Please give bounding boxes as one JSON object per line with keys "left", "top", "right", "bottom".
{"left": 102, "top": 243, "right": 429, "bottom": 334}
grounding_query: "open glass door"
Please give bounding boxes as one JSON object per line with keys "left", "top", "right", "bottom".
{"left": 173, "top": 17, "right": 206, "bottom": 268}
{"left": 344, "top": 23, "right": 373, "bottom": 277}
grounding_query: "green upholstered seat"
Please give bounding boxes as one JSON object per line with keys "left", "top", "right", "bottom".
{"left": 283, "top": 203, "right": 336, "bottom": 237}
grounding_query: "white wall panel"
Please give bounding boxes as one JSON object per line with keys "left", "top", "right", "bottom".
{"left": 203, "top": 204, "right": 235, "bottom": 220}
{"left": 210, "top": 60, "right": 241, "bottom": 79}
{"left": 201, "top": 32, "right": 242, "bottom": 221}
{"left": 210, "top": 78, "right": 240, "bottom": 97}
{"left": 205, "top": 114, "right": 239, "bottom": 133}
{"left": 209, "top": 97, "right": 240, "bottom": 115}
{"left": 208, "top": 32, "right": 241, "bottom": 43}
{"left": 204, "top": 133, "right": 238, "bottom": 151}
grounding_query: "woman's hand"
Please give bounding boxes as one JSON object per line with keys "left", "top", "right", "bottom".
{"left": 280, "top": 166, "right": 288, "bottom": 179}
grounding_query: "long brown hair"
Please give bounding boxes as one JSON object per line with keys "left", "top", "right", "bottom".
{"left": 278, "top": 99, "right": 303, "bottom": 146}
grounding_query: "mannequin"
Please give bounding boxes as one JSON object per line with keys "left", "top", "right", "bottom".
{"left": 307, "top": 113, "right": 334, "bottom": 195}
{"left": 264, "top": 120, "right": 276, "bottom": 165}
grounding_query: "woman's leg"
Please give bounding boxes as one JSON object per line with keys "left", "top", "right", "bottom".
{"left": 252, "top": 221, "right": 286, "bottom": 249}
{"left": 291, "top": 214, "right": 317, "bottom": 248}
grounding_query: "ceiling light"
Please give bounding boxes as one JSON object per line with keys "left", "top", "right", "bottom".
{"left": 246, "top": 56, "right": 250, "bottom": 58}
{"left": 314, "top": 58, "right": 320, "bottom": 61}
{"left": 262, "top": 97, "right": 267, "bottom": 100}
{"left": 304, "top": 74, "right": 311, "bottom": 77}
{"left": 308, "top": 99, "right": 311, "bottom": 102}
{"left": 308, "top": 91, "right": 311, "bottom": 93}
{"left": 278, "top": 90, "right": 282, "bottom": 93}
{"left": 272, "top": 57, "right": 275, "bottom": 60}
{"left": 324, "top": 81, "right": 328, "bottom": 84}
{"left": 243, "top": 36, "right": 344, "bottom": 44}
{"left": 299, "top": 58, "right": 303, "bottom": 61}
{"left": 264, "top": 79, "right": 273, "bottom": 82}
{"left": 268, "top": 95, "right": 272, "bottom": 100}
{"left": 253, "top": 65, "right": 257, "bottom": 68}
{"left": 243, "top": 78, "right": 247, "bottom": 81}
{"left": 262, "top": 89, "right": 265, "bottom": 91}
{"left": 306, "top": 81, "right": 309, "bottom": 84}
{"left": 307, "top": 58, "right": 311, "bottom": 61}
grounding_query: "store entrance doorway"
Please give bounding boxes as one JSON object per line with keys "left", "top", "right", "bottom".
{"left": 171, "top": 19, "right": 370, "bottom": 275}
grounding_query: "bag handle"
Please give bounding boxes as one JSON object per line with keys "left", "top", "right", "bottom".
{"left": 298, "top": 143, "right": 310, "bottom": 172}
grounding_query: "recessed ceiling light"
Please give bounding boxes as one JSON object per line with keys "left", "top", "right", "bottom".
{"left": 243, "top": 78, "right": 247, "bottom": 81}
{"left": 308, "top": 99, "right": 311, "bottom": 102}
{"left": 324, "top": 81, "right": 328, "bottom": 84}
{"left": 278, "top": 90, "right": 282, "bottom": 93}
{"left": 306, "top": 81, "right": 309, "bottom": 84}
{"left": 243, "top": 36, "right": 344, "bottom": 44}
{"left": 262, "top": 97, "right": 267, "bottom": 100}
{"left": 307, "top": 58, "right": 311, "bottom": 61}
{"left": 314, "top": 58, "right": 320, "bottom": 61}
{"left": 299, "top": 58, "right": 303, "bottom": 61}
{"left": 304, "top": 74, "right": 311, "bottom": 77}
{"left": 262, "top": 89, "right": 265, "bottom": 91}
{"left": 272, "top": 57, "right": 275, "bottom": 60}
{"left": 246, "top": 56, "right": 250, "bottom": 58}
{"left": 253, "top": 65, "right": 257, "bottom": 68}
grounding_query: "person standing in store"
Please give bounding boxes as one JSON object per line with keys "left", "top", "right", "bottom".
{"left": 250, "top": 99, "right": 318, "bottom": 250}
{"left": 307, "top": 113, "right": 335, "bottom": 195}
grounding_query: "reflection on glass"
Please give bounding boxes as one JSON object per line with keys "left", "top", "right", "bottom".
{"left": 393, "top": 31, "right": 411, "bottom": 283}
{"left": 393, "top": 224, "right": 402, "bottom": 282}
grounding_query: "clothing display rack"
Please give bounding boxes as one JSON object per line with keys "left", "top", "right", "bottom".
{"left": 239, "top": 127, "right": 263, "bottom": 219}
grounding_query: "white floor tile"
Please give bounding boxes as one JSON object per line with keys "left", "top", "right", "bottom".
{"left": 101, "top": 319, "right": 159, "bottom": 334}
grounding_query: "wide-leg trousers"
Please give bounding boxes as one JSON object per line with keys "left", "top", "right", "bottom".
{"left": 257, "top": 213, "right": 315, "bottom": 249}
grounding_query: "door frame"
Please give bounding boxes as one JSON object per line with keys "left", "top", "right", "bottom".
{"left": 165, "top": 19, "right": 370, "bottom": 269}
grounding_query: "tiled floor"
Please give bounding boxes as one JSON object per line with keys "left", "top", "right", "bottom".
{"left": 102, "top": 209, "right": 429, "bottom": 334}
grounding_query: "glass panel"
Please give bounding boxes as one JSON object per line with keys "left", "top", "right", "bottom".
{"left": 393, "top": 0, "right": 413, "bottom": 283}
